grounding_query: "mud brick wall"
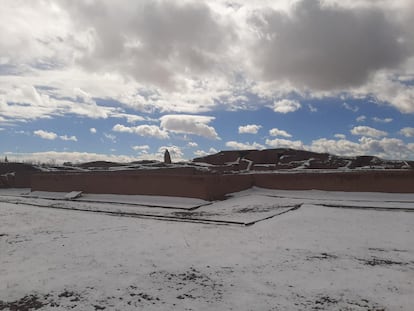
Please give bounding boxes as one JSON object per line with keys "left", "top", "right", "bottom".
{"left": 0, "top": 163, "right": 38, "bottom": 188}
{"left": 31, "top": 170, "right": 414, "bottom": 200}
{"left": 31, "top": 171, "right": 255, "bottom": 200}
{"left": 31, "top": 172, "right": 211, "bottom": 199}
{"left": 253, "top": 171, "right": 414, "bottom": 193}
{"left": 0, "top": 173, "right": 33, "bottom": 188}
{"left": 204, "top": 174, "right": 253, "bottom": 200}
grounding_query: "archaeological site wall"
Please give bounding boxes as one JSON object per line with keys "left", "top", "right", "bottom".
{"left": 30, "top": 169, "right": 414, "bottom": 200}
{"left": 0, "top": 163, "right": 39, "bottom": 188}
{"left": 253, "top": 171, "right": 414, "bottom": 193}
{"left": 31, "top": 171, "right": 253, "bottom": 200}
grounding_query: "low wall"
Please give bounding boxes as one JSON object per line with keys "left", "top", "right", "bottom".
{"left": 0, "top": 163, "right": 39, "bottom": 188}
{"left": 205, "top": 174, "right": 254, "bottom": 199}
{"left": 253, "top": 170, "right": 414, "bottom": 193}
{"left": 31, "top": 170, "right": 414, "bottom": 200}
{"left": 0, "top": 173, "right": 32, "bottom": 188}
{"left": 31, "top": 171, "right": 254, "bottom": 200}
{"left": 32, "top": 172, "right": 214, "bottom": 200}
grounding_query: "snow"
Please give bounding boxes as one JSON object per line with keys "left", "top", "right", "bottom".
{"left": 243, "top": 158, "right": 253, "bottom": 171}
{"left": 25, "top": 191, "right": 209, "bottom": 209}
{"left": 1, "top": 188, "right": 413, "bottom": 310}
{"left": 0, "top": 192, "right": 300, "bottom": 225}
{"left": 248, "top": 187, "right": 414, "bottom": 202}
{"left": 0, "top": 188, "right": 31, "bottom": 196}
{"left": 293, "top": 158, "right": 314, "bottom": 169}
{"left": 64, "top": 191, "right": 83, "bottom": 200}
{"left": 225, "top": 157, "right": 241, "bottom": 165}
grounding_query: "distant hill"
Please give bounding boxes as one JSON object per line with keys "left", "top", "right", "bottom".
{"left": 75, "top": 161, "right": 126, "bottom": 169}
{"left": 192, "top": 148, "right": 414, "bottom": 172}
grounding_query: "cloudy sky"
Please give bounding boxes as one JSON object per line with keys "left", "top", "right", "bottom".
{"left": 1, "top": 0, "right": 414, "bottom": 163}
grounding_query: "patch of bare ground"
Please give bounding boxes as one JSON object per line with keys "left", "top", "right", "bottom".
{"left": 358, "top": 257, "right": 413, "bottom": 267}
{"left": 310, "top": 295, "right": 385, "bottom": 310}
{"left": 148, "top": 266, "right": 225, "bottom": 302}
{"left": 0, "top": 294, "right": 47, "bottom": 311}
{"left": 306, "top": 252, "right": 339, "bottom": 260}
{"left": 288, "top": 293, "right": 386, "bottom": 311}
{"left": 0, "top": 267, "right": 230, "bottom": 310}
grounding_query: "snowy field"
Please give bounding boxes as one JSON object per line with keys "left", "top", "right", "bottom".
{"left": 0, "top": 188, "right": 413, "bottom": 310}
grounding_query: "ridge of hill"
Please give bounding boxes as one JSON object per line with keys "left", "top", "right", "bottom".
{"left": 192, "top": 148, "right": 414, "bottom": 172}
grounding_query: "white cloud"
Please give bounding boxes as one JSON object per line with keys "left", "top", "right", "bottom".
{"left": 209, "top": 147, "right": 218, "bottom": 154}
{"left": 238, "top": 124, "right": 261, "bottom": 134}
{"left": 0, "top": 82, "right": 126, "bottom": 122}
{"left": 112, "top": 124, "right": 133, "bottom": 134}
{"left": 4, "top": 151, "right": 141, "bottom": 165}
{"left": 308, "top": 104, "right": 318, "bottom": 112}
{"left": 269, "top": 128, "right": 292, "bottom": 138}
{"left": 132, "top": 145, "right": 150, "bottom": 151}
{"left": 60, "top": 135, "right": 78, "bottom": 142}
{"left": 355, "top": 73, "right": 414, "bottom": 114}
{"left": 187, "top": 142, "right": 198, "bottom": 147}
{"left": 343, "top": 102, "right": 359, "bottom": 112}
{"left": 112, "top": 113, "right": 146, "bottom": 123}
{"left": 61, "top": 1, "right": 235, "bottom": 90}
{"left": 0, "top": 0, "right": 412, "bottom": 123}
{"left": 351, "top": 126, "right": 388, "bottom": 138}
{"left": 90, "top": 128, "right": 97, "bottom": 134}
{"left": 399, "top": 127, "right": 414, "bottom": 137}
{"left": 356, "top": 115, "right": 366, "bottom": 122}
{"left": 334, "top": 134, "right": 346, "bottom": 139}
{"left": 194, "top": 150, "right": 209, "bottom": 157}
{"left": 310, "top": 137, "right": 414, "bottom": 160}
{"left": 159, "top": 115, "right": 219, "bottom": 139}
{"left": 265, "top": 138, "right": 304, "bottom": 149}
{"left": 249, "top": 0, "right": 412, "bottom": 91}
{"left": 0, "top": 0, "right": 414, "bottom": 163}
{"left": 271, "top": 99, "right": 301, "bottom": 114}
{"left": 103, "top": 133, "right": 117, "bottom": 143}
{"left": 193, "top": 148, "right": 218, "bottom": 157}
{"left": 372, "top": 117, "right": 393, "bottom": 123}
{"left": 113, "top": 124, "right": 169, "bottom": 139}
{"left": 33, "top": 130, "right": 57, "bottom": 140}
{"left": 310, "top": 138, "right": 360, "bottom": 157}
{"left": 225, "top": 141, "right": 265, "bottom": 150}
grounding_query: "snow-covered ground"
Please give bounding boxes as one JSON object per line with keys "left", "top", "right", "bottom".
{"left": 0, "top": 188, "right": 413, "bottom": 310}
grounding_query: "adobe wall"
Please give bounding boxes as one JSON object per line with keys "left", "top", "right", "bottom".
{"left": 31, "top": 171, "right": 254, "bottom": 200}
{"left": 31, "top": 172, "right": 216, "bottom": 200}
{"left": 0, "top": 163, "right": 39, "bottom": 188}
{"left": 104, "top": 167, "right": 205, "bottom": 175}
{"left": 0, "top": 173, "right": 33, "bottom": 188}
{"left": 204, "top": 174, "right": 253, "bottom": 199}
{"left": 253, "top": 171, "right": 414, "bottom": 193}
{"left": 31, "top": 170, "right": 414, "bottom": 201}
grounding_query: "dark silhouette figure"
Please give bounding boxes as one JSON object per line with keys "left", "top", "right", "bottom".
{"left": 164, "top": 149, "right": 171, "bottom": 164}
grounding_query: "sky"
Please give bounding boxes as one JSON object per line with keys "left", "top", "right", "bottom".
{"left": 1, "top": 0, "right": 414, "bottom": 163}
